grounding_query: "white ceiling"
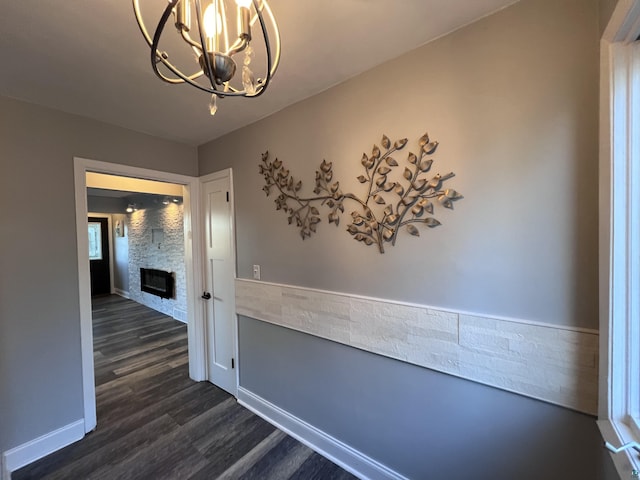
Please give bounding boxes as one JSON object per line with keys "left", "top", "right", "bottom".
{"left": 0, "top": 1, "right": 517, "bottom": 146}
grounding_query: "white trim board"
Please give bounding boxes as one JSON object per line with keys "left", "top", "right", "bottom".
{"left": 2, "top": 420, "right": 84, "bottom": 476}
{"left": 598, "top": 0, "right": 640, "bottom": 477}
{"left": 236, "top": 279, "right": 599, "bottom": 414}
{"left": 238, "top": 388, "right": 408, "bottom": 480}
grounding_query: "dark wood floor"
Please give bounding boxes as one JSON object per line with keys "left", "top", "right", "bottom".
{"left": 14, "top": 295, "right": 356, "bottom": 480}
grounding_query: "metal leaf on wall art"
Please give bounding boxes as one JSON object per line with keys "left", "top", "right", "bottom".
{"left": 258, "top": 131, "right": 463, "bottom": 254}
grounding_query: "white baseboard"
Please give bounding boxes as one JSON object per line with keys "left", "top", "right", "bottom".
{"left": 237, "top": 387, "right": 408, "bottom": 480}
{"left": 2, "top": 419, "right": 84, "bottom": 477}
{"left": 114, "top": 288, "right": 130, "bottom": 299}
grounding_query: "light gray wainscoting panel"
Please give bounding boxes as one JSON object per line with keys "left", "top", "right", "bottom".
{"left": 235, "top": 279, "right": 598, "bottom": 414}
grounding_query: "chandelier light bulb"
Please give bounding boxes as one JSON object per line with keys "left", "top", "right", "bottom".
{"left": 202, "top": 4, "right": 221, "bottom": 38}
{"left": 235, "top": 0, "right": 252, "bottom": 8}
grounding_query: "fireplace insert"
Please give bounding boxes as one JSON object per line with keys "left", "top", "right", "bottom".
{"left": 140, "top": 268, "right": 174, "bottom": 299}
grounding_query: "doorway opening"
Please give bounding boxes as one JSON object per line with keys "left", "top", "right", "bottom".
{"left": 87, "top": 177, "right": 188, "bottom": 320}
{"left": 87, "top": 215, "right": 113, "bottom": 297}
{"left": 74, "top": 157, "right": 207, "bottom": 433}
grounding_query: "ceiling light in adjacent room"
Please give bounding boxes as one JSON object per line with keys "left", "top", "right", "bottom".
{"left": 132, "top": 0, "right": 281, "bottom": 116}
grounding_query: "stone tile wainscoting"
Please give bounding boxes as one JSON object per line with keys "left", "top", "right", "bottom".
{"left": 235, "top": 279, "right": 598, "bottom": 414}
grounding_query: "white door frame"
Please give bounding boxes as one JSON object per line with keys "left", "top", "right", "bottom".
{"left": 597, "top": 0, "right": 640, "bottom": 476}
{"left": 74, "top": 157, "right": 206, "bottom": 433}
{"left": 199, "top": 168, "right": 239, "bottom": 394}
{"left": 87, "top": 213, "right": 115, "bottom": 295}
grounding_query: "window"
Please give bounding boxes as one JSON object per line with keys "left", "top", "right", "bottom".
{"left": 88, "top": 222, "right": 102, "bottom": 260}
{"left": 599, "top": 3, "right": 640, "bottom": 476}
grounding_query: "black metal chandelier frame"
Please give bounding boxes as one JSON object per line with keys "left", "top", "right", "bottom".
{"left": 132, "top": 0, "right": 281, "bottom": 99}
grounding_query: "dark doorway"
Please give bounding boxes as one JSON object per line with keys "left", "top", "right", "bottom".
{"left": 89, "top": 216, "right": 110, "bottom": 296}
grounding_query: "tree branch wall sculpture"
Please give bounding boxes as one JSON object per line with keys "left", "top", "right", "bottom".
{"left": 259, "top": 131, "right": 462, "bottom": 254}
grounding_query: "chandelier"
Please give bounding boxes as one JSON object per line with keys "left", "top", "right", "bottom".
{"left": 132, "top": 0, "right": 281, "bottom": 115}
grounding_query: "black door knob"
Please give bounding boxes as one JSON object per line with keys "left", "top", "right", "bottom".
{"left": 201, "top": 292, "right": 212, "bottom": 300}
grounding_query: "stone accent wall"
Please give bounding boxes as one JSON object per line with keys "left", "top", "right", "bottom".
{"left": 127, "top": 203, "right": 187, "bottom": 321}
{"left": 235, "top": 278, "right": 599, "bottom": 414}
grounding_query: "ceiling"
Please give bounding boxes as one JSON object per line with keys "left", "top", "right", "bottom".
{"left": 87, "top": 172, "right": 184, "bottom": 206}
{"left": 0, "top": 1, "right": 518, "bottom": 146}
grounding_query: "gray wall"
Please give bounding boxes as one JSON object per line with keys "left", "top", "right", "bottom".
{"left": 200, "top": 0, "right": 600, "bottom": 329}
{"left": 0, "top": 96, "right": 196, "bottom": 452}
{"left": 0, "top": 0, "right": 615, "bottom": 476}
{"left": 199, "top": 0, "right": 612, "bottom": 477}
{"left": 240, "top": 316, "right": 617, "bottom": 480}
{"left": 599, "top": 0, "right": 618, "bottom": 34}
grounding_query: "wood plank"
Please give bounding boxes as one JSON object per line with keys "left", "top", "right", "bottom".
{"left": 12, "top": 295, "right": 356, "bottom": 480}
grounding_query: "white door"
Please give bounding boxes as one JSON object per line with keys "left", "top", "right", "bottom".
{"left": 202, "top": 171, "right": 237, "bottom": 396}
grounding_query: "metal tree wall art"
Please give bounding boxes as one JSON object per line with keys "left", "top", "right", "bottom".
{"left": 259, "top": 132, "right": 462, "bottom": 254}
